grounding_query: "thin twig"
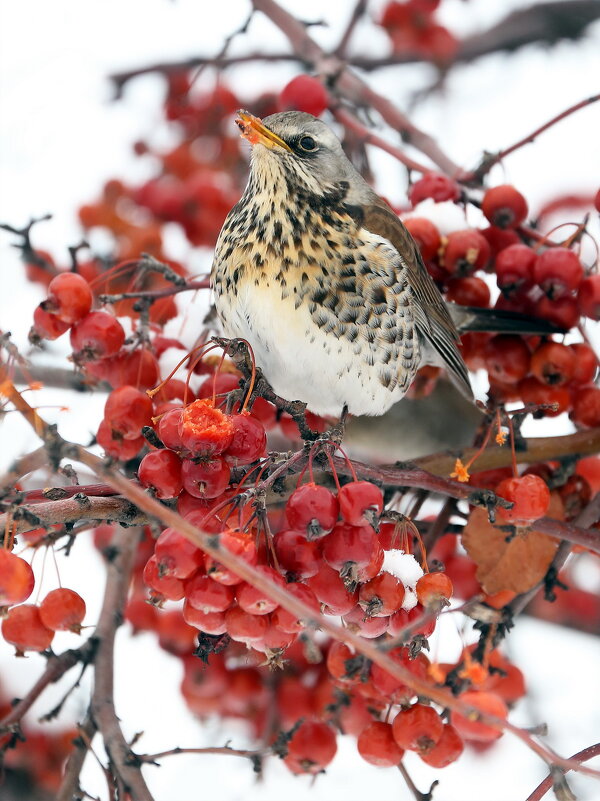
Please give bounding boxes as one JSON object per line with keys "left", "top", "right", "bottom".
{"left": 525, "top": 741, "right": 600, "bottom": 801}
{"left": 56, "top": 711, "right": 98, "bottom": 801}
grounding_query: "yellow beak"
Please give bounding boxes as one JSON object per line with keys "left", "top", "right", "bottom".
{"left": 235, "top": 110, "right": 292, "bottom": 152}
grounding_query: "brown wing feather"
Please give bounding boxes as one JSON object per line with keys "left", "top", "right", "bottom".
{"left": 355, "top": 200, "right": 473, "bottom": 399}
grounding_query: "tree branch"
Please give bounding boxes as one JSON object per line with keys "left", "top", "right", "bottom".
{"left": 525, "top": 741, "right": 600, "bottom": 801}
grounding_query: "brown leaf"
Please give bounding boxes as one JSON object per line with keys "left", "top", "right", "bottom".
{"left": 461, "top": 493, "right": 563, "bottom": 595}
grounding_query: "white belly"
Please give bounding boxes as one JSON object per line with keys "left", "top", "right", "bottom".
{"left": 219, "top": 282, "right": 406, "bottom": 417}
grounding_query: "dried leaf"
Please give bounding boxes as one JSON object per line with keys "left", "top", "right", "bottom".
{"left": 461, "top": 493, "right": 563, "bottom": 595}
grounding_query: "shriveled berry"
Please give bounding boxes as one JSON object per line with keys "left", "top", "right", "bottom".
{"left": 179, "top": 399, "right": 234, "bottom": 456}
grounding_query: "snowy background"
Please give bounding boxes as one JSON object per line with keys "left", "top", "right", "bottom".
{"left": 1, "top": 1, "right": 600, "bottom": 799}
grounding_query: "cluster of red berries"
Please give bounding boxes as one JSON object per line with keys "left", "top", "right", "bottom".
{"left": 0, "top": 547, "right": 86, "bottom": 655}
{"left": 380, "top": 0, "right": 458, "bottom": 64}
{"left": 403, "top": 177, "right": 599, "bottom": 422}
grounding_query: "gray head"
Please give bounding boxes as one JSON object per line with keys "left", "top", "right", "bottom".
{"left": 236, "top": 110, "right": 372, "bottom": 202}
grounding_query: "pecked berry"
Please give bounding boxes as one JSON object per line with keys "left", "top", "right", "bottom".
{"left": 138, "top": 449, "right": 183, "bottom": 498}
{"left": 533, "top": 247, "right": 584, "bottom": 299}
{"left": 392, "top": 703, "right": 443, "bottom": 753}
{"left": 181, "top": 456, "right": 231, "bottom": 499}
{"left": 1, "top": 604, "right": 54, "bottom": 655}
{"left": 70, "top": 311, "right": 125, "bottom": 360}
{"left": 338, "top": 481, "right": 383, "bottom": 527}
{"left": 357, "top": 721, "right": 404, "bottom": 767}
{"left": 403, "top": 217, "right": 441, "bottom": 260}
{"left": 179, "top": 399, "right": 234, "bottom": 456}
{"left": 496, "top": 474, "right": 551, "bottom": 523}
{"left": 46, "top": 272, "right": 93, "bottom": 323}
{"left": 481, "top": 184, "right": 528, "bottom": 229}
{"left": 285, "top": 483, "right": 339, "bottom": 539}
{"left": 409, "top": 173, "right": 460, "bottom": 206}
{"left": 0, "top": 550, "right": 35, "bottom": 608}
{"left": 279, "top": 75, "right": 329, "bottom": 117}
{"left": 224, "top": 412, "right": 266, "bottom": 463}
{"left": 104, "top": 385, "right": 154, "bottom": 440}
{"left": 39, "top": 588, "right": 86, "bottom": 633}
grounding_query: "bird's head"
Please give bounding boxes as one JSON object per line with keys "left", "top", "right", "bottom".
{"left": 235, "top": 109, "right": 367, "bottom": 199}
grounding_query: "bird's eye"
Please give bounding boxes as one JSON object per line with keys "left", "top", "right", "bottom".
{"left": 298, "top": 135, "right": 317, "bottom": 152}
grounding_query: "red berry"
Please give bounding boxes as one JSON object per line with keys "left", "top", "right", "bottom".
{"left": 142, "top": 555, "right": 186, "bottom": 601}
{"left": 307, "top": 562, "right": 357, "bottom": 616}
{"left": 420, "top": 723, "right": 464, "bottom": 767}
{"left": 224, "top": 413, "right": 266, "bottom": 463}
{"left": 496, "top": 474, "right": 551, "bottom": 523}
{"left": 185, "top": 573, "right": 234, "bottom": 613}
{"left": 271, "top": 583, "right": 319, "bottom": 634}
{"left": 576, "top": 456, "right": 600, "bottom": 494}
{"left": 70, "top": 311, "right": 125, "bottom": 360}
{"left": 46, "top": 272, "right": 93, "bottom": 323}
{"left": 451, "top": 690, "right": 507, "bottom": 742}
{"left": 105, "top": 385, "right": 154, "bottom": 440}
{"left": 285, "top": 483, "right": 339, "bottom": 539}
{"left": 182, "top": 602, "right": 227, "bottom": 634}
{"left": 197, "top": 372, "right": 240, "bottom": 398}
{"left": 484, "top": 335, "right": 530, "bottom": 384}
{"left": 359, "top": 571, "right": 405, "bottom": 617}
{"left": 357, "top": 721, "right": 404, "bottom": 767}
{"left": 1, "top": 604, "right": 54, "bottom": 654}
{"left": 96, "top": 419, "right": 144, "bottom": 460}
{"left": 279, "top": 75, "right": 329, "bottom": 117}
{"left": 283, "top": 719, "right": 337, "bottom": 775}
{"left": 338, "top": 481, "right": 383, "bottom": 527}
{"left": 404, "top": 217, "right": 441, "bottom": 260}
{"left": 274, "top": 529, "right": 322, "bottom": 579}
{"left": 533, "top": 248, "right": 584, "bottom": 299}
{"left": 32, "top": 303, "right": 71, "bottom": 339}
{"left": 158, "top": 407, "right": 184, "bottom": 450}
{"left": 323, "top": 522, "right": 384, "bottom": 588}
{"left": 392, "top": 703, "right": 444, "bottom": 753}
{"left": 494, "top": 244, "right": 536, "bottom": 296}
{"left": 118, "top": 348, "right": 161, "bottom": 390}
{"left": 0, "top": 551, "right": 35, "bottom": 607}
{"left": 204, "top": 529, "right": 257, "bottom": 586}
{"left": 482, "top": 184, "right": 528, "bottom": 229}
{"left": 342, "top": 604, "right": 390, "bottom": 638}
{"left": 179, "top": 399, "right": 234, "bottom": 456}
{"left": 530, "top": 341, "right": 575, "bottom": 386}
{"left": 138, "top": 449, "right": 183, "bottom": 498}
{"left": 443, "top": 230, "right": 491, "bottom": 276}
{"left": 39, "top": 588, "right": 86, "bottom": 633}
{"left": 155, "top": 528, "right": 204, "bottom": 579}
{"left": 578, "top": 274, "right": 600, "bottom": 320}
{"left": 446, "top": 276, "right": 490, "bottom": 308}
{"left": 181, "top": 456, "right": 231, "bottom": 499}
{"left": 235, "top": 565, "right": 285, "bottom": 615}
{"left": 480, "top": 225, "right": 520, "bottom": 258}
{"left": 571, "top": 385, "right": 600, "bottom": 428}
{"left": 416, "top": 571, "right": 453, "bottom": 607}
{"left": 225, "top": 605, "right": 268, "bottom": 646}
{"left": 569, "top": 343, "right": 598, "bottom": 385}
{"left": 533, "top": 294, "right": 579, "bottom": 330}
{"left": 409, "top": 173, "right": 460, "bottom": 206}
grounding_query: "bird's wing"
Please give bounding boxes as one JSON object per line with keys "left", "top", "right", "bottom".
{"left": 352, "top": 199, "right": 473, "bottom": 399}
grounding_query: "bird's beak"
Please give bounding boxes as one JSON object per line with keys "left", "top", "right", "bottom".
{"left": 235, "top": 110, "right": 292, "bottom": 152}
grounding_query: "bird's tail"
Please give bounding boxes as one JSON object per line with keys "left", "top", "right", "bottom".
{"left": 447, "top": 303, "right": 563, "bottom": 335}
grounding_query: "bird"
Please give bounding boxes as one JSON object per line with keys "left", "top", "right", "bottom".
{"left": 211, "top": 110, "right": 552, "bottom": 418}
